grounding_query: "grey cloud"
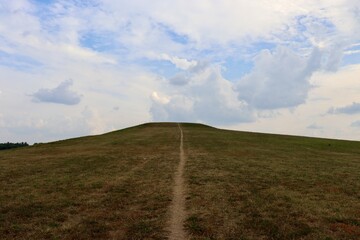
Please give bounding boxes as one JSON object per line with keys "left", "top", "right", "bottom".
{"left": 169, "top": 72, "right": 191, "bottom": 86}
{"left": 32, "top": 80, "right": 82, "bottom": 105}
{"left": 236, "top": 47, "right": 322, "bottom": 109}
{"left": 328, "top": 102, "right": 360, "bottom": 115}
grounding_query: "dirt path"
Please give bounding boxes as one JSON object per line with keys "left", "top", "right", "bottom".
{"left": 168, "top": 123, "right": 187, "bottom": 240}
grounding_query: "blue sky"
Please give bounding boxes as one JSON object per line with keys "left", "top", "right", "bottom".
{"left": 1, "top": 0, "right": 360, "bottom": 143}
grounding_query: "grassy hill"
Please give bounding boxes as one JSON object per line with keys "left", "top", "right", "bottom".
{"left": 0, "top": 123, "right": 359, "bottom": 239}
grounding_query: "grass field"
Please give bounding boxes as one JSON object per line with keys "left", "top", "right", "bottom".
{"left": 183, "top": 124, "right": 360, "bottom": 240}
{"left": 0, "top": 123, "right": 179, "bottom": 239}
{"left": 1, "top": 123, "right": 359, "bottom": 239}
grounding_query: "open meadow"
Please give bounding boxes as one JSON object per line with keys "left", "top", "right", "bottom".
{"left": 183, "top": 124, "right": 360, "bottom": 239}
{"left": 1, "top": 123, "right": 359, "bottom": 239}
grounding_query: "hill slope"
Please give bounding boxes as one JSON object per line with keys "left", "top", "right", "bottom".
{"left": 0, "top": 123, "right": 359, "bottom": 239}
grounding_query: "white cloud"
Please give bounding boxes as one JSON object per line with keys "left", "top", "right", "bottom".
{"left": 150, "top": 65, "right": 254, "bottom": 124}
{"left": 2, "top": 0, "right": 360, "bottom": 64}
{"left": 158, "top": 54, "right": 197, "bottom": 70}
{"left": 31, "top": 80, "right": 82, "bottom": 105}
{"left": 0, "top": 1, "right": 116, "bottom": 70}
{"left": 137, "top": 0, "right": 302, "bottom": 47}
{"left": 88, "top": 0, "right": 360, "bottom": 55}
{"left": 236, "top": 46, "right": 322, "bottom": 109}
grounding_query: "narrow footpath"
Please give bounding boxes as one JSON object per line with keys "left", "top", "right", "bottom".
{"left": 168, "top": 123, "right": 187, "bottom": 240}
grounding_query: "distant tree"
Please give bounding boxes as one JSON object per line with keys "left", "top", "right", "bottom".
{"left": 0, "top": 142, "right": 29, "bottom": 150}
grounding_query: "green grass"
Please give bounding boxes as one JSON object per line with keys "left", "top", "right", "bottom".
{"left": 1, "top": 123, "right": 359, "bottom": 239}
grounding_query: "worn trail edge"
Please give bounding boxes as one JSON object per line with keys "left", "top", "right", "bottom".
{"left": 168, "top": 123, "right": 187, "bottom": 240}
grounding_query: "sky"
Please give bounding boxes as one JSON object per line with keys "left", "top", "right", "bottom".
{"left": 1, "top": 0, "right": 360, "bottom": 143}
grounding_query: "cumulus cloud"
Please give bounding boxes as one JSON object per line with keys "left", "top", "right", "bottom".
{"left": 150, "top": 65, "right": 254, "bottom": 124}
{"left": 236, "top": 47, "right": 322, "bottom": 109}
{"left": 328, "top": 102, "right": 360, "bottom": 115}
{"left": 32, "top": 80, "right": 82, "bottom": 105}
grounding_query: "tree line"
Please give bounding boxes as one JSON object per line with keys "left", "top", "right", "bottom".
{"left": 0, "top": 142, "right": 29, "bottom": 150}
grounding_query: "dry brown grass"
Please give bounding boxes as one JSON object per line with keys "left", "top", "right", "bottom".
{"left": 1, "top": 122, "right": 359, "bottom": 239}
{"left": 0, "top": 123, "right": 180, "bottom": 239}
{"left": 182, "top": 124, "right": 360, "bottom": 240}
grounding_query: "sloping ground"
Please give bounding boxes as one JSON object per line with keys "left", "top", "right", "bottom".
{"left": 182, "top": 124, "right": 360, "bottom": 239}
{"left": 0, "top": 123, "right": 359, "bottom": 239}
{"left": 0, "top": 123, "right": 180, "bottom": 239}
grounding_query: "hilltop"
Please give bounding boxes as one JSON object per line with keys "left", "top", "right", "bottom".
{"left": 0, "top": 123, "right": 359, "bottom": 239}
